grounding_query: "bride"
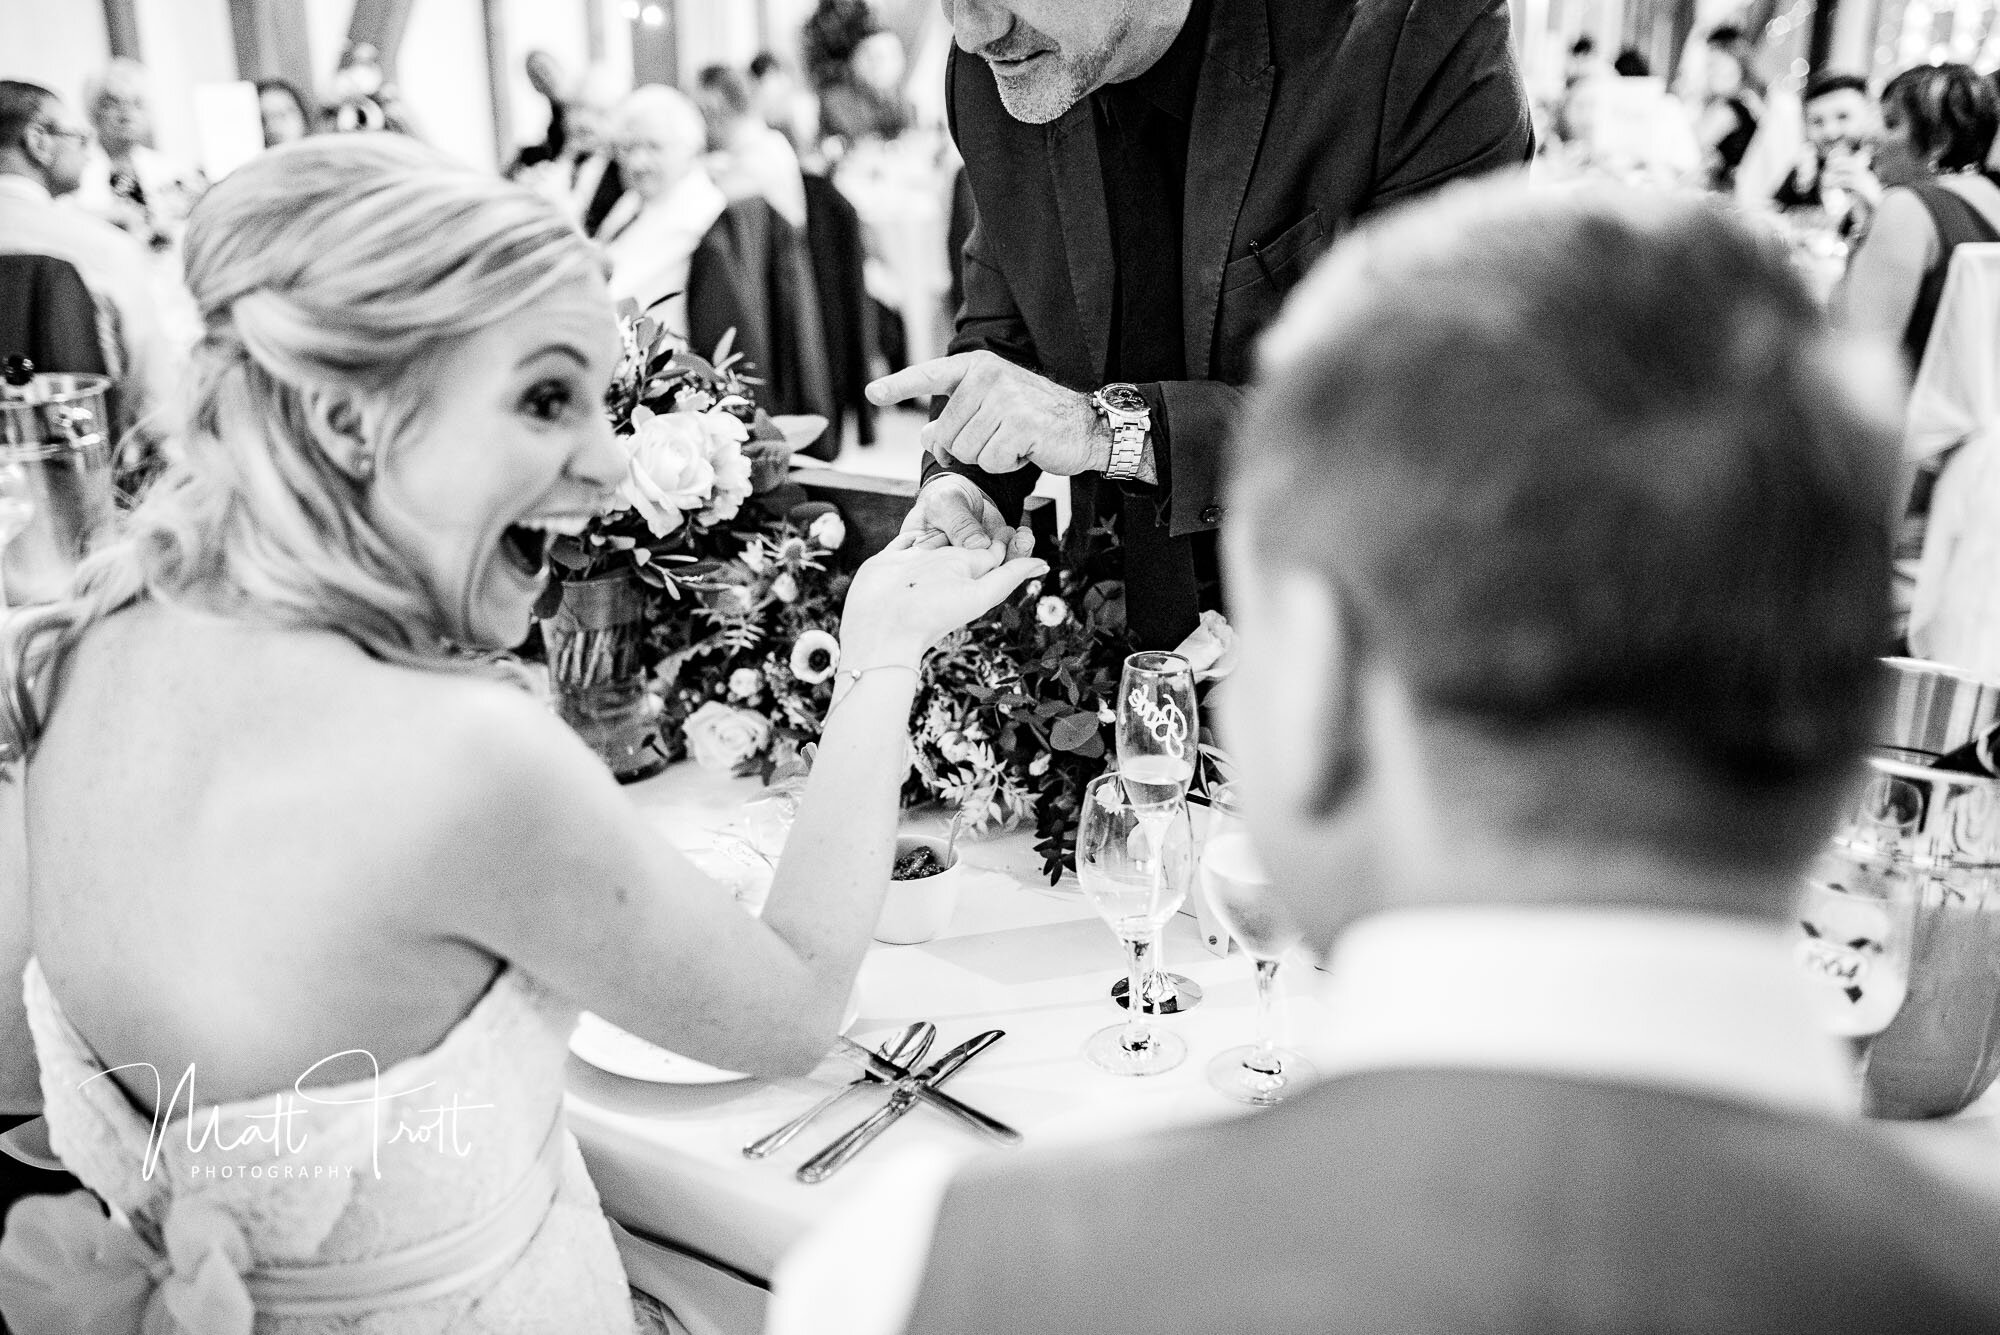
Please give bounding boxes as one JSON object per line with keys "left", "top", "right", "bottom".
{"left": 0, "top": 134, "right": 1043, "bottom": 1332}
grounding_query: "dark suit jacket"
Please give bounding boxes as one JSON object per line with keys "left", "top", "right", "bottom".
{"left": 932, "top": 0, "right": 1531, "bottom": 639}
{"left": 904, "top": 1068, "right": 2000, "bottom": 1334}
{"left": 687, "top": 197, "right": 835, "bottom": 431}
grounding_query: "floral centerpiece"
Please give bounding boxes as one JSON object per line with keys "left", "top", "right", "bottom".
{"left": 540, "top": 306, "right": 1237, "bottom": 876}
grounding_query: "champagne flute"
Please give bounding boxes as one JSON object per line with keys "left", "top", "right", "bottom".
{"left": 1075, "top": 772, "right": 1192, "bottom": 1076}
{"left": 1200, "top": 785, "right": 1317, "bottom": 1104}
{"left": 1111, "top": 650, "right": 1204, "bottom": 1014}
{"left": 1793, "top": 846, "right": 1917, "bottom": 1045}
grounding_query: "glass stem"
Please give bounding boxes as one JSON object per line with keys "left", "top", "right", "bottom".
{"left": 1122, "top": 934, "right": 1155, "bottom": 1053}
{"left": 1249, "top": 958, "right": 1282, "bottom": 1075}
{"left": 1139, "top": 927, "right": 1169, "bottom": 1008}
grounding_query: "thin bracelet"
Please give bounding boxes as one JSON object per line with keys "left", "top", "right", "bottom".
{"left": 824, "top": 663, "right": 920, "bottom": 720}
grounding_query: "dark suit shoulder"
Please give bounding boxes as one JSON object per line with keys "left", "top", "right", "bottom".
{"left": 906, "top": 1069, "right": 2000, "bottom": 1335}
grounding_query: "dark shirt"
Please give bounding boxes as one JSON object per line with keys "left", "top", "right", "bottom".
{"left": 1091, "top": 0, "right": 1217, "bottom": 647}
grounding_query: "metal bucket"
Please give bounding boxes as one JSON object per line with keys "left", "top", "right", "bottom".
{"left": 1840, "top": 659, "right": 2000, "bottom": 1117}
{"left": 1879, "top": 656, "right": 2000, "bottom": 764}
{"left": 0, "top": 373, "right": 115, "bottom": 605}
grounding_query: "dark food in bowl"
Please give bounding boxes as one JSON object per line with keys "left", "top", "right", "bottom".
{"left": 892, "top": 846, "right": 948, "bottom": 881}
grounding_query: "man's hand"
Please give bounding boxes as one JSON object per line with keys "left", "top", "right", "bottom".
{"left": 897, "top": 474, "right": 1037, "bottom": 558}
{"left": 868, "top": 351, "right": 1109, "bottom": 477}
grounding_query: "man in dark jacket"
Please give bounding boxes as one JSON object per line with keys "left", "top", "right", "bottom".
{"left": 868, "top": 0, "right": 1531, "bottom": 647}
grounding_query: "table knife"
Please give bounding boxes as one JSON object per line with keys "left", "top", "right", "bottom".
{"left": 799, "top": 1030, "right": 1006, "bottom": 1183}
{"left": 833, "top": 1033, "right": 1022, "bottom": 1145}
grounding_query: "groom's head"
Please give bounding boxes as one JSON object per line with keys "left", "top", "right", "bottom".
{"left": 1223, "top": 182, "right": 1901, "bottom": 950}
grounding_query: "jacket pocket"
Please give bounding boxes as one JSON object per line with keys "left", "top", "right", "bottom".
{"left": 1220, "top": 209, "right": 1329, "bottom": 294}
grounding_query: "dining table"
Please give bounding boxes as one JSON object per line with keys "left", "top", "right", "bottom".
{"left": 571, "top": 760, "right": 2000, "bottom": 1335}
{"left": 566, "top": 759, "right": 1326, "bottom": 1331}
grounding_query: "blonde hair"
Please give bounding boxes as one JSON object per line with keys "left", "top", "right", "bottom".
{"left": 0, "top": 133, "right": 604, "bottom": 770}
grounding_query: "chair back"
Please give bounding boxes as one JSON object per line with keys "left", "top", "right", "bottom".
{"left": 688, "top": 198, "right": 835, "bottom": 447}
{"left": 0, "top": 254, "right": 110, "bottom": 378}
{"left": 1907, "top": 243, "right": 2000, "bottom": 675}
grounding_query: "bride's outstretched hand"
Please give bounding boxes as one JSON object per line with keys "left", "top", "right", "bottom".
{"left": 839, "top": 531, "right": 1048, "bottom": 667}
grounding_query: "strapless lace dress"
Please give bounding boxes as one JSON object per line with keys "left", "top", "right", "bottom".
{"left": 0, "top": 957, "right": 650, "bottom": 1333}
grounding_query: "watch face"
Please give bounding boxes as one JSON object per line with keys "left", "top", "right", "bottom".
{"left": 1099, "top": 384, "right": 1147, "bottom": 415}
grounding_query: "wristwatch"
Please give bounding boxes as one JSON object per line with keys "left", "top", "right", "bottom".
{"left": 1091, "top": 383, "right": 1150, "bottom": 481}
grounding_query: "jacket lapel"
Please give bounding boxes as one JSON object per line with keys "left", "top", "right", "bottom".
{"left": 1045, "top": 100, "right": 1115, "bottom": 382}
{"left": 1183, "top": 0, "right": 1275, "bottom": 379}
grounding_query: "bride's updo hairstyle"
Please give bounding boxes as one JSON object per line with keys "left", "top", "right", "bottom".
{"left": 1, "top": 133, "right": 604, "bottom": 768}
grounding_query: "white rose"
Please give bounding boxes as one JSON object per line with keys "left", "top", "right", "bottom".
{"left": 771, "top": 572, "right": 800, "bottom": 604}
{"left": 698, "top": 411, "right": 755, "bottom": 526}
{"left": 1174, "top": 610, "right": 1240, "bottom": 683}
{"left": 684, "top": 701, "right": 772, "bottom": 771}
{"left": 808, "top": 512, "right": 847, "bottom": 550}
{"left": 1036, "top": 596, "right": 1069, "bottom": 628}
{"left": 728, "top": 667, "right": 763, "bottom": 699}
{"left": 621, "top": 411, "right": 717, "bottom": 538}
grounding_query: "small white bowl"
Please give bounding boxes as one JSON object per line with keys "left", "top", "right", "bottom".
{"left": 874, "top": 835, "right": 962, "bottom": 945}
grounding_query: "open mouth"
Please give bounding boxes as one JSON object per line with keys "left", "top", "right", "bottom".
{"left": 500, "top": 524, "right": 551, "bottom": 578}
{"left": 498, "top": 514, "right": 592, "bottom": 581}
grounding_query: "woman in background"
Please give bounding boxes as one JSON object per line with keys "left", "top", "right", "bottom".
{"left": 255, "top": 79, "right": 314, "bottom": 148}
{"left": 1696, "top": 26, "right": 1766, "bottom": 192}
{"left": 1837, "top": 63, "right": 2000, "bottom": 370}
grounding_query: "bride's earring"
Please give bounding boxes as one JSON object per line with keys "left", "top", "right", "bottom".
{"left": 351, "top": 447, "right": 375, "bottom": 483}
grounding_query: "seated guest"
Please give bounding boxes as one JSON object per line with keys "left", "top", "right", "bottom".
{"left": 0, "top": 81, "right": 174, "bottom": 446}
{"left": 255, "top": 78, "right": 314, "bottom": 149}
{"left": 1694, "top": 25, "right": 1765, "bottom": 192}
{"left": 768, "top": 182, "right": 2000, "bottom": 1334}
{"left": 76, "top": 59, "right": 203, "bottom": 255}
{"left": 507, "top": 49, "right": 569, "bottom": 175}
{"left": 601, "top": 85, "right": 726, "bottom": 338}
{"left": 0, "top": 134, "right": 1043, "bottom": 1331}
{"left": 1771, "top": 72, "right": 1876, "bottom": 221}
{"left": 750, "top": 51, "right": 817, "bottom": 153}
{"left": 515, "top": 64, "right": 626, "bottom": 238}
{"left": 696, "top": 63, "right": 808, "bottom": 229}
{"left": 1837, "top": 63, "right": 2000, "bottom": 373}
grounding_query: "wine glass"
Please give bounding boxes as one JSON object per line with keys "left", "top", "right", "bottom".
{"left": 0, "top": 462, "right": 31, "bottom": 611}
{"left": 1200, "top": 785, "right": 1317, "bottom": 1104}
{"left": 1075, "top": 772, "right": 1193, "bottom": 1076}
{"left": 1110, "top": 651, "right": 1204, "bottom": 1014}
{"left": 1793, "top": 846, "right": 1917, "bottom": 1046}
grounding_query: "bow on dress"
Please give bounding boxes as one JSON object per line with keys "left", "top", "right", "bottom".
{"left": 0, "top": 1188, "right": 257, "bottom": 1334}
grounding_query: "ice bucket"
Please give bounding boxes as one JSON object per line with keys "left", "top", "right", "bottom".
{"left": 0, "top": 371, "right": 115, "bottom": 605}
{"left": 1843, "top": 659, "right": 2000, "bottom": 1118}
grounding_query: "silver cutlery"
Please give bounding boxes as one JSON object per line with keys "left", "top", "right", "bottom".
{"left": 798, "top": 1030, "right": 1009, "bottom": 1184}
{"left": 742, "top": 1021, "right": 936, "bottom": 1160}
{"left": 831, "top": 1033, "right": 1023, "bottom": 1146}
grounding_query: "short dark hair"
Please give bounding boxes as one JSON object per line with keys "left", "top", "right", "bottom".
{"left": 1804, "top": 71, "right": 1869, "bottom": 105}
{"left": 0, "top": 80, "right": 57, "bottom": 154}
{"left": 1882, "top": 63, "right": 1999, "bottom": 172}
{"left": 1235, "top": 183, "right": 1899, "bottom": 871}
{"left": 696, "top": 64, "right": 752, "bottom": 120}
{"left": 1706, "top": 24, "right": 1746, "bottom": 46}
{"left": 1612, "top": 48, "right": 1650, "bottom": 77}
{"left": 1570, "top": 35, "right": 1595, "bottom": 56}
{"left": 749, "top": 51, "right": 783, "bottom": 81}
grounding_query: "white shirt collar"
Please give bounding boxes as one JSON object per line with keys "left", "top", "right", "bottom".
{"left": 1311, "top": 906, "right": 1860, "bottom": 1120}
{"left": 0, "top": 175, "right": 53, "bottom": 204}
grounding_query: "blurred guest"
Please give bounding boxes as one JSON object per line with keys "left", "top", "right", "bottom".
{"left": 255, "top": 79, "right": 314, "bottom": 149}
{"left": 750, "top": 51, "right": 817, "bottom": 151}
{"left": 1695, "top": 26, "right": 1765, "bottom": 191}
{"left": 507, "top": 50, "right": 569, "bottom": 175}
{"left": 1837, "top": 63, "right": 2000, "bottom": 371}
{"left": 0, "top": 81, "right": 173, "bottom": 446}
{"left": 1612, "top": 47, "right": 1650, "bottom": 77}
{"left": 76, "top": 59, "right": 203, "bottom": 254}
{"left": 696, "top": 64, "right": 807, "bottom": 228}
{"left": 601, "top": 85, "right": 725, "bottom": 336}
{"left": 1564, "top": 34, "right": 1600, "bottom": 90}
{"left": 1771, "top": 72, "right": 1876, "bottom": 222}
{"left": 803, "top": 0, "right": 908, "bottom": 150}
{"left": 820, "top": 31, "right": 913, "bottom": 146}
{"left": 771, "top": 181, "right": 2000, "bottom": 1335}
{"left": 513, "top": 65, "right": 626, "bottom": 238}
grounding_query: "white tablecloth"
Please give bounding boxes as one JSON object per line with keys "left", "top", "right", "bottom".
{"left": 564, "top": 762, "right": 1327, "bottom": 1282}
